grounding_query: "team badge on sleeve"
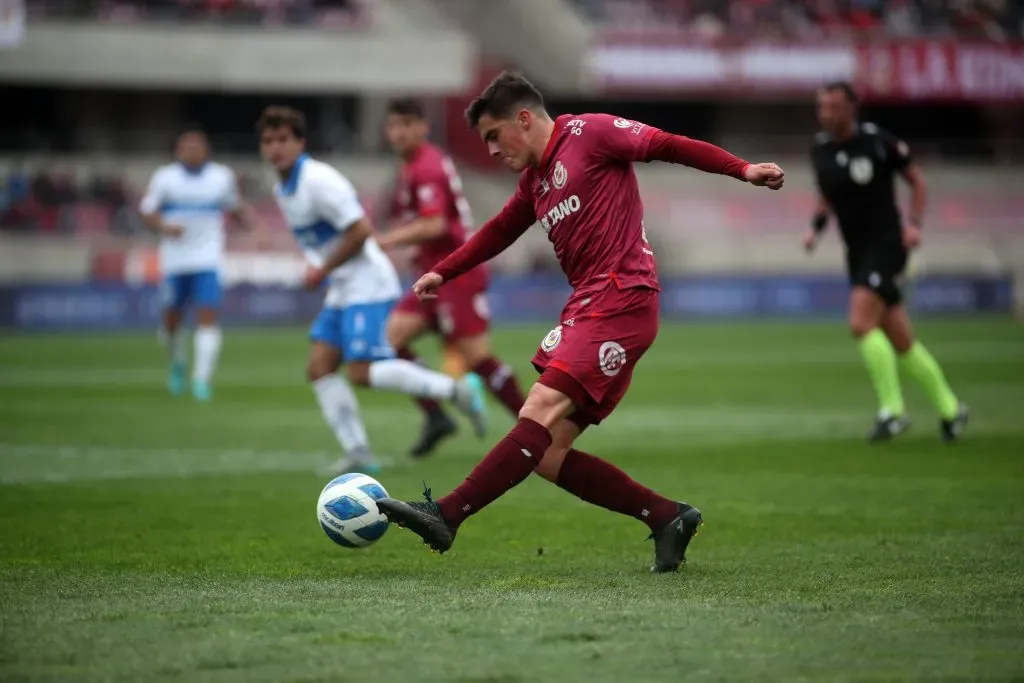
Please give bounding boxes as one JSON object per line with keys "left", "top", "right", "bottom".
{"left": 613, "top": 118, "right": 633, "bottom": 128}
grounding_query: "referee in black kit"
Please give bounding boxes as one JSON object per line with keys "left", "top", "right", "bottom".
{"left": 805, "top": 81, "right": 968, "bottom": 443}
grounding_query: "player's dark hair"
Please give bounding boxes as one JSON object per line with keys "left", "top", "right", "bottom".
{"left": 256, "top": 105, "right": 307, "bottom": 140}
{"left": 176, "top": 123, "right": 207, "bottom": 141}
{"left": 822, "top": 80, "right": 860, "bottom": 105}
{"left": 465, "top": 71, "right": 545, "bottom": 129}
{"left": 387, "top": 98, "right": 426, "bottom": 120}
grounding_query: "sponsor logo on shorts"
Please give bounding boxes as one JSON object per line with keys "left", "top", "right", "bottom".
{"left": 552, "top": 161, "right": 568, "bottom": 190}
{"left": 613, "top": 118, "right": 633, "bottom": 128}
{"left": 541, "top": 325, "right": 563, "bottom": 353}
{"left": 868, "top": 272, "right": 882, "bottom": 288}
{"left": 598, "top": 341, "right": 627, "bottom": 377}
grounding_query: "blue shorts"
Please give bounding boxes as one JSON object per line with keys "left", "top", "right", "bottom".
{"left": 160, "top": 271, "right": 221, "bottom": 310}
{"left": 310, "top": 300, "right": 397, "bottom": 363}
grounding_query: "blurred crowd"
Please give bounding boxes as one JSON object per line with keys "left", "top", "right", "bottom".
{"left": 576, "top": 0, "right": 1024, "bottom": 40}
{"left": 0, "top": 168, "right": 138, "bottom": 236}
{"left": 30, "top": 0, "right": 365, "bottom": 26}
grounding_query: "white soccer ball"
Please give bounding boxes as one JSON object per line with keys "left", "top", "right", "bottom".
{"left": 316, "top": 473, "right": 390, "bottom": 548}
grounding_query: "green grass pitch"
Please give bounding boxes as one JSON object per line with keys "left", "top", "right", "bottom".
{"left": 1, "top": 319, "right": 1022, "bottom": 682}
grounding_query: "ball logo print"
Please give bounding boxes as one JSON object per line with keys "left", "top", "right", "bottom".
{"left": 316, "top": 472, "right": 390, "bottom": 548}
{"left": 598, "top": 341, "right": 627, "bottom": 377}
{"left": 613, "top": 118, "right": 633, "bottom": 128}
{"left": 541, "top": 325, "right": 563, "bottom": 353}
{"left": 552, "top": 161, "right": 568, "bottom": 190}
{"left": 850, "top": 157, "right": 874, "bottom": 185}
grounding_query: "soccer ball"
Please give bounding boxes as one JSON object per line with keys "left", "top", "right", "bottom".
{"left": 316, "top": 473, "right": 390, "bottom": 548}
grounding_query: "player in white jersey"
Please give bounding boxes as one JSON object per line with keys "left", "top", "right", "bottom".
{"left": 256, "top": 106, "right": 488, "bottom": 475}
{"left": 139, "top": 127, "right": 259, "bottom": 401}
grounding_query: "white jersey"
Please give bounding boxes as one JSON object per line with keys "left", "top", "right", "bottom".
{"left": 273, "top": 155, "right": 401, "bottom": 309}
{"left": 139, "top": 162, "right": 239, "bottom": 275}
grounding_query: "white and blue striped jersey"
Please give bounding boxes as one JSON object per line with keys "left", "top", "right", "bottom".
{"left": 139, "top": 162, "right": 239, "bottom": 275}
{"left": 273, "top": 155, "right": 401, "bottom": 309}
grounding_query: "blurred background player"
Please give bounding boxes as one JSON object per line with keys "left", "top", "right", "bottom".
{"left": 257, "top": 106, "right": 487, "bottom": 475}
{"left": 139, "top": 126, "right": 259, "bottom": 402}
{"left": 376, "top": 72, "right": 785, "bottom": 573}
{"left": 806, "top": 82, "right": 968, "bottom": 443}
{"left": 379, "top": 98, "right": 526, "bottom": 457}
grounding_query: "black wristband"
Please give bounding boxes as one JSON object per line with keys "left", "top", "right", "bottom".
{"left": 811, "top": 213, "right": 828, "bottom": 234}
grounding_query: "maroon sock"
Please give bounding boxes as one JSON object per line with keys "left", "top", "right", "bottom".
{"left": 438, "top": 418, "right": 551, "bottom": 528}
{"left": 472, "top": 356, "right": 526, "bottom": 416}
{"left": 556, "top": 449, "right": 678, "bottom": 531}
{"left": 397, "top": 347, "right": 445, "bottom": 416}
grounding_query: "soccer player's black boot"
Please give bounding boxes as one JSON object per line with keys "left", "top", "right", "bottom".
{"left": 868, "top": 414, "right": 910, "bottom": 443}
{"left": 410, "top": 411, "right": 457, "bottom": 459}
{"left": 376, "top": 486, "right": 456, "bottom": 553}
{"left": 940, "top": 402, "right": 969, "bottom": 443}
{"left": 649, "top": 502, "right": 703, "bottom": 573}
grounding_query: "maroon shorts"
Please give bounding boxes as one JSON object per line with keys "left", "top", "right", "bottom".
{"left": 532, "top": 286, "right": 659, "bottom": 428}
{"left": 394, "top": 271, "right": 490, "bottom": 343}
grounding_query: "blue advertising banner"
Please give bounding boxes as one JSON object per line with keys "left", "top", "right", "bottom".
{"left": 0, "top": 275, "right": 1013, "bottom": 330}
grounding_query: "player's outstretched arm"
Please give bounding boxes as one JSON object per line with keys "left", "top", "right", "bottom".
{"left": 643, "top": 131, "right": 784, "bottom": 189}
{"left": 305, "top": 217, "right": 373, "bottom": 289}
{"left": 377, "top": 216, "right": 446, "bottom": 251}
{"left": 418, "top": 189, "right": 536, "bottom": 297}
{"left": 898, "top": 163, "right": 926, "bottom": 249}
{"left": 805, "top": 196, "right": 831, "bottom": 253}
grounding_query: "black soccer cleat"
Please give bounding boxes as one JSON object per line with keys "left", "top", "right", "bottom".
{"left": 409, "top": 411, "right": 457, "bottom": 459}
{"left": 940, "top": 402, "right": 969, "bottom": 443}
{"left": 376, "top": 485, "right": 456, "bottom": 553}
{"left": 868, "top": 414, "right": 910, "bottom": 443}
{"left": 649, "top": 502, "right": 703, "bottom": 574}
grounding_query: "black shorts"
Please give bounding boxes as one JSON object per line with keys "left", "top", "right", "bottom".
{"left": 846, "top": 246, "right": 908, "bottom": 306}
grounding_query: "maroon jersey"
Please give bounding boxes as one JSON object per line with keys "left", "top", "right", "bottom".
{"left": 393, "top": 142, "right": 477, "bottom": 275}
{"left": 519, "top": 113, "right": 659, "bottom": 299}
{"left": 432, "top": 113, "right": 750, "bottom": 299}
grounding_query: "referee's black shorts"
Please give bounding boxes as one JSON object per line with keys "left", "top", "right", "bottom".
{"left": 846, "top": 244, "right": 908, "bottom": 306}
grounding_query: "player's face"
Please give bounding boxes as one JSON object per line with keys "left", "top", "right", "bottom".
{"left": 817, "top": 89, "right": 855, "bottom": 136}
{"left": 176, "top": 133, "right": 209, "bottom": 169}
{"left": 477, "top": 112, "right": 532, "bottom": 172}
{"left": 259, "top": 126, "right": 305, "bottom": 172}
{"left": 385, "top": 114, "right": 427, "bottom": 156}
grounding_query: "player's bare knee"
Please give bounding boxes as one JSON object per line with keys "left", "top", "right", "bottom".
{"left": 196, "top": 308, "right": 218, "bottom": 326}
{"left": 345, "top": 362, "right": 372, "bottom": 387}
{"left": 519, "top": 384, "right": 573, "bottom": 430}
{"left": 456, "top": 334, "right": 491, "bottom": 368}
{"left": 535, "top": 445, "right": 570, "bottom": 482}
{"left": 306, "top": 359, "right": 333, "bottom": 383}
{"left": 848, "top": 317, "right": 875, "bottom": 339}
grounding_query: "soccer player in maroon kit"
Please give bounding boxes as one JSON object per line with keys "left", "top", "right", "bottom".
{"left": 378, "top": 99, "right": 527, "bottom": 457}
{"left": 376, "top": 73, "right": 785, "bottom": 572}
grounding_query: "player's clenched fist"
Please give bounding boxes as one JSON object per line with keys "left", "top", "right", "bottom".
{"left": 412, "top": 271, "right": 444, "bottom": 300}
{"left": 745, "top": 163, "right": 785, "bottom": 190}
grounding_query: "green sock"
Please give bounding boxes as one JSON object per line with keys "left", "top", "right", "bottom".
{"left": 899, "top": 342, "right": 959, "bottom": 420}
{"left": 858, "top": 329, "right": 905, "bottom": 417}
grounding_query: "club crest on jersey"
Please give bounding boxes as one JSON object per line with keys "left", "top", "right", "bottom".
{"left": 613, "top": 118, "right": 633, "bottom": 129}
{"left": 849, "top": 157, "right": 874, "bottom": 185}
{"left": 598, "top": 341, "right": 627, "bottom": 377}
{"left": 552, "top": 161, "right": 568, "bottom": 190}
{"left": 541, "top": 325, "right": 563, "bottom": 353}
